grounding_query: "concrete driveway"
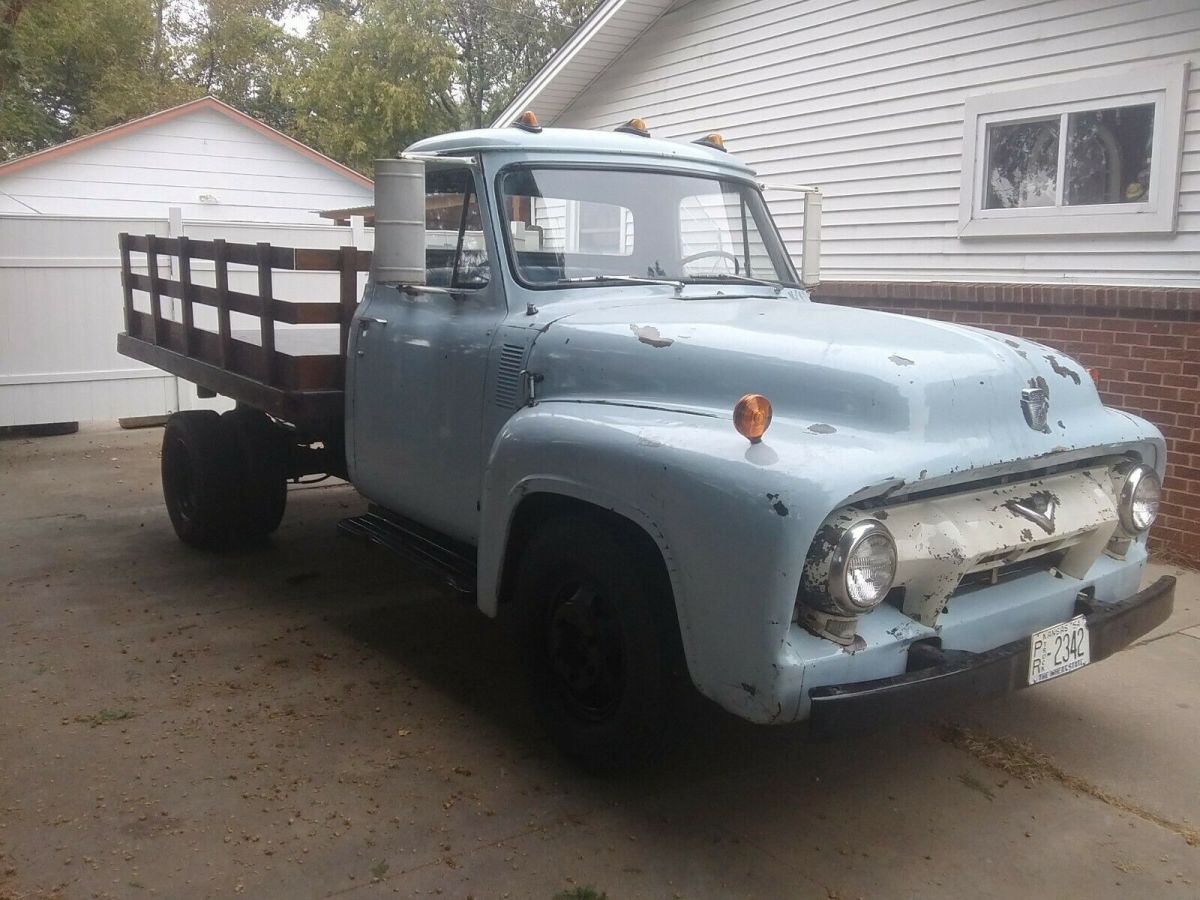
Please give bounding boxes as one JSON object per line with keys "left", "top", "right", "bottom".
{"left": 2, "top": 425, "right": 1198, "bottom": 899}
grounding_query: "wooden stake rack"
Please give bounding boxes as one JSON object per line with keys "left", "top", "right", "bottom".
{"left": 116, "top": 233, "right": 371, "bottom": 427}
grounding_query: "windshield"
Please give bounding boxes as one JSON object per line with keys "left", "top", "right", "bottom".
{"left": 497, "top": 166, "right": 799, "bottom": 288}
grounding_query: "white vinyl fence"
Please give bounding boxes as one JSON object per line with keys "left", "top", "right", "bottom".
{"left": 0, "top": 210, "right": 371, "bottom": 427}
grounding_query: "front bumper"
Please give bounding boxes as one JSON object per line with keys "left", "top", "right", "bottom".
{"left": 807, "top": 575, "right": 1175, "bottom": 740}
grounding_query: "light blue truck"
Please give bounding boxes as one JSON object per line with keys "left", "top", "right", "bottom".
{"left": 119, "top": 117, "right": 1174, "bottom": 768}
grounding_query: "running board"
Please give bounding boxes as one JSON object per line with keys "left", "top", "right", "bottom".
{"left": 337, "top": 506, "right": 477, "bottom": 596}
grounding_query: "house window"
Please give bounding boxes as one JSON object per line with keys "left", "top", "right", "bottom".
{"left": 959, "top": 63, "right": 1188, "bottom": 236}
{"left": 575, "top": 199, "right": 633, "bottom": 255}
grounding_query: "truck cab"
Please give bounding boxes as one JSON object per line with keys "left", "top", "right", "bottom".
{"left": 123, "top": 119, "right": 1175, "bottom": 770}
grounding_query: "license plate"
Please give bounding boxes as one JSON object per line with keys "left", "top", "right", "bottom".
{"left": 1028, "top": 616, "right": 1090, "bottom": 685}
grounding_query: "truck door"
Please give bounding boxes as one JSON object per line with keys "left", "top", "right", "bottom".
{"left": 348, "top": 166, "right": 504, "bottom": 543}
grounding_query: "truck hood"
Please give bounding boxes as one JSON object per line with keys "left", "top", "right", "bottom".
{"left": 529, "top": 296, "right": 1150, "bottom": 467}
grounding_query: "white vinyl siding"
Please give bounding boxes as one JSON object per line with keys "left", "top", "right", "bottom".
{"left": 553, "top": 0, "right": 1200, "bottom": 287}
{"left": 496, "top": 0, "right": 675, "bottom": 125}
{"left": 0, "top": 107, "right": 372, "bottom": 223}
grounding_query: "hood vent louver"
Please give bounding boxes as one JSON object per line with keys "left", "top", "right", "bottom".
{"left": 494, "top": 343, "right": 526, "bottom": 408}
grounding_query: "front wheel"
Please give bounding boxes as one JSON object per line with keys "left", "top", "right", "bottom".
{"left": 515, "top": 515, "right": 686, "bottom": 770}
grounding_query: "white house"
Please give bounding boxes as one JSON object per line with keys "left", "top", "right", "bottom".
{"left": 496, "top": 0, "right": 1199, "bottom": 289}
{"left": 0, "top": 97, "right": 375, "bottom": 427}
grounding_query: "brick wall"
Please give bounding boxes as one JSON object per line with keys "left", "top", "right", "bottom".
{"left": 812, "top": 282, "right": 1200, "bottom": 566}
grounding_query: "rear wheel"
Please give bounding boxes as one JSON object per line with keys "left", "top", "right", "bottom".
{"left": 161, "top": 411, "right": 237, "bottom": 549}
{"left": 515, "top": 515, "right": 685, "bottom": 770}
{"left": 220, "top": 408, "right": 288, "bottom": 539}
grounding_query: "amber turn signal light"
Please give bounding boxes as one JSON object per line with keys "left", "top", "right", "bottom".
{"left": 516, "top": 110, "right": 542, "bottom": 133}
{"left": 1088, "top": 367, "right": 1102, "bottom": 387}
{"left": 695, "top": 133, "right": 727, "bottom": 152}
{"left": 734, "top": 394, "right": 773, "bottom": 443}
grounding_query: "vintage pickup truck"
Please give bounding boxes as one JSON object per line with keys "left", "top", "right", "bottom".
{"left": 117, "top": 114, "right": 1174, "bottom": 768}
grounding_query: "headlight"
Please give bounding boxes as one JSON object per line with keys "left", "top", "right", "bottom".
{"left": 828, "top": 519, "right": 898, "bottom": 614}
{"left": 1119, "top": 465, "right": 1161, "bottom": 534}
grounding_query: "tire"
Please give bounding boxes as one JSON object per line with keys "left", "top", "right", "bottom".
{"left": 515, "top": 515, "right": 686, "bottom": 770}
{"left": 161, "top": 411, "right": 238, "bottom": 549}
{"left": 220, "top": 408, "right": 288, "bottom": 539}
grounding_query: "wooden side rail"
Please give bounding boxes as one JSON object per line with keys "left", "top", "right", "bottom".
{"left": 118, "top": 233, "right": 372, "bottom": 393}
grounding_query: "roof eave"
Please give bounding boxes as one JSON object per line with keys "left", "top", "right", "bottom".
{"left": 0, "top": 96, "right": 374, "bottom": 190}
{"left": 492, "top": 0, "right": 671, "bottom": 128}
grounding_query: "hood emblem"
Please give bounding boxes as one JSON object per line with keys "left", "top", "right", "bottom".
{"left": 1005, "top": 491, "right": 1058, "bottom": 534}
{"left": 1021, "top": 386, "right": 1050, "bottom": 432}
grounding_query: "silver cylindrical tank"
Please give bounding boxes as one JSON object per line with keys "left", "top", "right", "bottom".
{"left": 372, "top": 158, "right": 425, "bottom": 284}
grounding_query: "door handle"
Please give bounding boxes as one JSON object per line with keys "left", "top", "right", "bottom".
{"left": 362, "top": 317, "right": 388, "bottom": 326}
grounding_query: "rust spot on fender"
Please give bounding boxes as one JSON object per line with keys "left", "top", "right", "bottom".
{"left": 1045, "top": 354, "right": 1082, "bottom": 385}
{"left": 629, "top": 324, "right": 673, "bottom": 348}
{"left": 888, "top": 354, "right": 916, "bottom": 366}
{"left": 766, "top": 493, "right": 789, "bottom": 516}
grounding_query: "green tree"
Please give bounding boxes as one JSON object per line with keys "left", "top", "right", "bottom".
{"left": 174, "top": 0, "right": 295, "bottom": 129}
{"left": 1, "top": 0, "right": 597, "bottom": 166}
{"left": 280, "top": 0, "right": 459, "bottom": 174}
{"left": 0, "top": 0, "right": 190, "bottom": 159}
{"left": 441, "top": 0, "right": 592, "bottom": 129}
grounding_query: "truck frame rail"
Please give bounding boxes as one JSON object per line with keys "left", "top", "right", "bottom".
{"left": 116, "top": 233, "right": 371, "bottom": 427}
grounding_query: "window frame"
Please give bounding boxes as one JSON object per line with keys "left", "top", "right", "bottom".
{"left": 677, "top": 189, "right": 774, "bottom": 279}
{"left": 958, "top": 62, "right": 1189, "bottom": 237}
{"left": 423, "top": 165, "right": 492, "bottom": 291}
{"left": 493, "top": 162, "right": 800, "bottom": 291}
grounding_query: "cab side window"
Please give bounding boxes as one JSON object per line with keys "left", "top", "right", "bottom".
{"left": 425, "top": 168, "right": 489, "bottom": 289}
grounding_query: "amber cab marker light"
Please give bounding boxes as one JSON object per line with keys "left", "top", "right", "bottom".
{"left": 515, "top": 110, "right": 542, "bottom": 133}
{"left": 615, "top": 117, "right": 650, "bottom": 137}
{"left": 1088, "top": 367, "right": 1103, "bottom": 387}
{"left": 734, "top": 394, "right": 773, "bottom": 443}
{"left": 695, "top": 133, "right": 727, "bottom": 152}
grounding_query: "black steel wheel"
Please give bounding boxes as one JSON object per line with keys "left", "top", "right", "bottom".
{"left": 161, "top": 410, "right": 237, "bottom": 549}
{"left": 515, "top": 514, "right": 685, "bottom": 770}
{"left": 546, "top": 580, "right": 626, "bottom": 723}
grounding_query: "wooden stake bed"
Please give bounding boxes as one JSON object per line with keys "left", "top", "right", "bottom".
{"left": 117, "top": 233, "right": 371, "bottom": 429}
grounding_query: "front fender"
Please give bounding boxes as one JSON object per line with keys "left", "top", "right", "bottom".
{"left": 476, "top": 399, "right": 1165, "bottom": 723}
{"left": 477, "top": 402, "right": 817, "bottom": 721}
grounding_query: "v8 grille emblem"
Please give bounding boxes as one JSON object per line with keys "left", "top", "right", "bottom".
{"left": 1005, "top": 490, "right": 1058, "bottom": 534}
